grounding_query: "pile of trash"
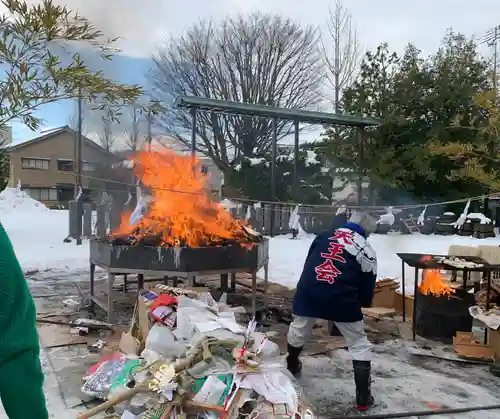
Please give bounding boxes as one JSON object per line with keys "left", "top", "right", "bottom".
{"left": 77, "top": 285, "right": 316, "bottom": 419}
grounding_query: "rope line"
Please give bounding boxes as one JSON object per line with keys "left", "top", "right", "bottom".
{"left": 4, "top": 166, "right": 498, "bottom": 212}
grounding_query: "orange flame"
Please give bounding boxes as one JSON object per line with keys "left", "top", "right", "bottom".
{"left": 112, "top": 149, "right": 248, "bottom": 247}
{"left": 418, "top": 256, "right": 455, "bottom": 297}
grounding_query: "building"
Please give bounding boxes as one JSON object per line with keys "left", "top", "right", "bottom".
{"left": 7, "top": 126, "right": 119, "bottom": 205}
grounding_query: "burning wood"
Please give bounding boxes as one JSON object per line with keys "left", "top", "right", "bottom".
{"left": 109, "top": 149, "right": 260, "bottom": 248}
{"left": 418, "top": 256, "right": 455, "bottom": 297}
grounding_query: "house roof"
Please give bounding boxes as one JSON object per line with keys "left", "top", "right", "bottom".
{"left": 7, "top": 125, "right": 117, "bottom": 158}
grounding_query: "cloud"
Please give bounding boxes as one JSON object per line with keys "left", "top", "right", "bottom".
{"left": 4, "top": 0, "right": 499, "bottom": 60}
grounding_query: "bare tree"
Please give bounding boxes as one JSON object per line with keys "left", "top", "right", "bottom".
{"left": 148, "top": 13, "right": 324, "bottom": 172}
{"left": 124, "top": 103, "right": 143, "bottom": 152}
{"left": 321, "top": 0, "right": 361, "bottom": 113}
{"left": 97, "top": 108, "right": 115, "bottom": 151}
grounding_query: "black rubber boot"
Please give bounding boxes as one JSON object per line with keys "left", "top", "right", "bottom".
{"left": 353, "top": 360, "right": 374, "bottom": 411}
{"left": 286, "top": 343, "right": 303, "bottom": 376}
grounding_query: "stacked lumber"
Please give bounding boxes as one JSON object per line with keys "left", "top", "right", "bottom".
{"left": 374, "top": 278, "right": 399, "bottom": 293}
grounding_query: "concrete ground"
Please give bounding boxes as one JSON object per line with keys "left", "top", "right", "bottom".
{"left": 1, "top": 270, "right": 500, "bottom": 418}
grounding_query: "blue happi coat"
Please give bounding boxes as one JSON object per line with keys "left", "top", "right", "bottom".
{"left": 292, "top": 222, "right": 377, "bottom": 323}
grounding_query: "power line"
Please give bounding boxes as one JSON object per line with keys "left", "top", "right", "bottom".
{"left": 5, "top": 165, "right": 500, "bottom": 212}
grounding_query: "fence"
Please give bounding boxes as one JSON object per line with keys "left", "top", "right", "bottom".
{"left": 68, "top": 198, "right": 340, "bottom": 239}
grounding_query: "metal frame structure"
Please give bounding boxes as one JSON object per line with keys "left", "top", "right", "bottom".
{"left": 174, "top": 96, "right": 380, "bottom": 235}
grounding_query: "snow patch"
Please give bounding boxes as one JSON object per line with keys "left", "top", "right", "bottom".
{"left": 0, "top": 187, "right": 49, "bottom": 213}
{"left": 467, "top": 212, "right": 492, "bottom": 224}
{"left": 305, "top": 150, "right": 318, "bottom": 166}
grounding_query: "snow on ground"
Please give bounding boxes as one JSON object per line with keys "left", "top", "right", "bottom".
{"left": 267, "top": 230, "right": 500, "bottom": 292}
{"left": 2, "top": 186, "right": 500, "bottom": 291}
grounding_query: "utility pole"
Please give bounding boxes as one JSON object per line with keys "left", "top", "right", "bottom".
{"left": 75, "top": 85, "right": 83, "bottom": 245}
{"left": 480, "top": 25, "right": 500, "bottom": 215}
{"left": 483, "top": 25, "right": 500, "bottom": 102}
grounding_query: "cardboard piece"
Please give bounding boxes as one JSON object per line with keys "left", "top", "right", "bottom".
{"left": 362, "top": 307, "right": 396, "bottom": 319}
{"left": 119, "top": 332, "right": 141, "bottom": 356}
{"left": 394, "top": 291, "right": 414, "bottom": 320}
{"left": 488, "top": 328, "right": 500, "bottom": 360}
{"left": 453, "top": 332, "right": 494, "bottom": 361}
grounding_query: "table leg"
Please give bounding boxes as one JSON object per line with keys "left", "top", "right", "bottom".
{"left": 402, "top": 260, "right": 406, "bottom": 322}
{"left": 412, "top": 268, "right": 419, "bottom": 341}
{"left": 463, "top": 269, "right": 468, "bottom": 290}
{"left": 123, "top": 274, "right": 128, "bottom": 292}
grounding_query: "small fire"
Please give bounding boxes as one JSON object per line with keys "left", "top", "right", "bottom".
{"left": 418, "top": 256, "right": 455, "bottom": 297}
{"left": 112, "top": 149, "right": 250, "bottom": 248}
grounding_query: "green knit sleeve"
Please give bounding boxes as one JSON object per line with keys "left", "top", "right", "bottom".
{"left": 0, "top": 222, "right": 19, "bottom": 328}
{"left": 0, "top": 221, "right": 39, "bottom": 362}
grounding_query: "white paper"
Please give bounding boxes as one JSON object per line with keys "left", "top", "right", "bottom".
{"left": 469, "top": 305, "right": 500, "bottom": 330}
{"left": 193, "top": 375, "right": 227, "bottom": 405}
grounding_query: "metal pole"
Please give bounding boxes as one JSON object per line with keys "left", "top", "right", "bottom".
{"left": 76, "top": 86, "right": 83, "bottom": 245}
{"left": 191, "top": 107, "right": 197, "bottom": 158}
{"left": 357, "top": 127, "right": 364, "bottom": 206}
{"left": 270, "top": 117, "right": 278, "bottom": 237}
{"left": 147, "top": 110, "right": 152, "bottom": 151}
{"left": 293, "top": 120, "right": 300, "bottom": 201}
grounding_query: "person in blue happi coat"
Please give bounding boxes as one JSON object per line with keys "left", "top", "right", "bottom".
{"left": 286, "top": 211, "right": 378, "bottom": 411}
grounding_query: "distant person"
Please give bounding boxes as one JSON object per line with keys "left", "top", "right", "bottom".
{"left": 286, "top": 212, "right": 378, "bottom": 411}
{"left": 0, "top": 222, "right": 48, "bottom": 418}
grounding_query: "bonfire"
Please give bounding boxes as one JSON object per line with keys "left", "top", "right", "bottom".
{"left": 110, "top": 149, "right": 259, "bottom": 248}
{"left": 418, "top": 256, "right": 455, "bottom": 297}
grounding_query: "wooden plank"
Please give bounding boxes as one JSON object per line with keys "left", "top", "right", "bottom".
{"left": 37, "top": 324, "right": 88, "bottom": 348}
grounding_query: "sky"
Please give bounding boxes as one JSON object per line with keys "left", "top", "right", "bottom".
{"left": 5, "top": 0, "right": 500, "bottom": 144}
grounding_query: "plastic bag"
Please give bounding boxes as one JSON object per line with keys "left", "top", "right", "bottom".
{"left": 143, "top": 324, "right": 186, "bottom": 359}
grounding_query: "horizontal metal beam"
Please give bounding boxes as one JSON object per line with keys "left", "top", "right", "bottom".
{"left": 174, "top": 95, "right": 380, "bottom": 128}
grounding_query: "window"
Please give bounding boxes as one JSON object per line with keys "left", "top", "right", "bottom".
{"left": 21, "top": 158, "right": 49, "bottom": 170}
{"left": 201, "top": 165, "right": 209, "bottom": 175}
{"left": 57, "top": 159, "right": 74, "bottom": 171}
{"left": 82, "top": 161, "right": 96, "bottom": 172}
{"left": 23, "top": 187, "right": 57, "bottom": 201}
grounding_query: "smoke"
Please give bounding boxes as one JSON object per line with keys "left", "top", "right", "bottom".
{"left": 22, "top": 0, "right": 166, "bottom": 58}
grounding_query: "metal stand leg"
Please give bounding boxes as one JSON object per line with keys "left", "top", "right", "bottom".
{"left": 485, "top": 271, "right": 492, "bottom": 344}
{"left": 412, "top": 268, "right": 419, "bottom": 341}
{"left": 263, "top": 262, "right": 269, "bottom": 309}
{"left": 220, "top": 273, "right": 229, "bottom": 292}
{"left": 90, "top": 263, "right": 95, "bottom": 296}
{"left": 251, "top": 271, "right": 257, "bottom": 317}
{"left": 123, "top": 274, "right": 128, "bottom": 292}
{"left": 164, "top": 276, "right": 169, "bottom": 285}
{"left": 230, "top": 273, "right": 236, "bottom": 292}
{"left": 107, "top": 273, "right": 116, "bottom": 324}
{"left": 401, "top": 260, "right": 406, "bottom": 322}
{"left": 172, "top": 276, "right": 178, "bottom": 287}
{"left": 137, "top": 274, "right": 144, "bottom": 291}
